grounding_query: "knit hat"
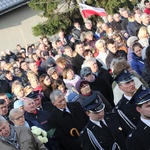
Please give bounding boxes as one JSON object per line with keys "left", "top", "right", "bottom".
{"left": 75, "top": 79, "right": 88, "bottom": 93}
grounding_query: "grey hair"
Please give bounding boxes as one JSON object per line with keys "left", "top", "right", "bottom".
{"left": 85, "top": 31, "right": 93, "bottom": 37}
{"left": 0, "top": 115, "right": 7, "bottom": 126}
{"left": 50, "top": 89, "right": 64, "bottom": 103}
{"left": 24, "top": 97, "right": 34, "bottom": 106}
{"left": 82, "top": 58, "right": 97, "bottom": 68}
{"left": 9, "top": 108, "right": 24, "bottom": 121}
{"left": 85, "top": 20, "right": 92, "bottom": 25}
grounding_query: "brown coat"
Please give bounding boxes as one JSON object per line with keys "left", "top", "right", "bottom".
{"left": 0, "top": 126, "right": 47, "bottom": 150}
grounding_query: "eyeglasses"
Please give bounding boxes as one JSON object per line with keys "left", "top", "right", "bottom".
{"left": 13, "top": 115, "right": 24, "bottom": 121}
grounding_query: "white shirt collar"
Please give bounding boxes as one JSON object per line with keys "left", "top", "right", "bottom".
{"left": 58, "top": 106, "right": 71, "bottom": 113}
{"left": 141, "top": 117, "right": 150, "bottom": 127}
{"left": 90, "top": 118, "right": 107, "bottom": 127}
{"left": 124, "top": 94, "right": 132, "bottom": 101}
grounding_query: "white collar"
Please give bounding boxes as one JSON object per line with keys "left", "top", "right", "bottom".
{"left": 141, "top": 117, "right": 150, "bottom": 127}
{"left": 124, "top": 94, "right": 132, "bottom": 101}
{"left": 90, "top": 118, "right": 107, "bottom": 127}
{"left": 58, "top": 106, "right": 71, "bottom": 113}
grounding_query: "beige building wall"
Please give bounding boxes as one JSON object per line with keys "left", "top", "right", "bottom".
{"left": 0, "top": 4, "right": 46, "bottom": 52}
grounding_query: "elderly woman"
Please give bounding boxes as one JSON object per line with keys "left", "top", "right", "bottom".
{"left": 75, "top": 79, "right": 112, "bottom": 112}
{"left": 9, "top": 108, "right": 30, "bottom": 128}
{"left": 95, "top": 39, "right": 108, "bottom": 69}
{"left": 0, "top": 115, "right": 47, "bottom": 150}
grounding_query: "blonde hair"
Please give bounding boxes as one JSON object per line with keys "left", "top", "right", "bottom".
{"left": 96, "top": 21, "right": 102, "bottom": 28}
{"left": 4, "top": 63, "right": 13, "bottom": 71}
{"left": 27, "top": 71, "right": 37, "bottom": 80}
{"left": 24, "top": 85, "right": 33, "bottom": 96}
{"left": 85, "top": 31, "right": 93, "bottom": 38}
{"left": 95, "top": 40, "right": 105, "bottom": 49}
{"left": 138, "top": 26, "right": 149, "bottom": 39}
{"left": 13, "top": 84, "right": 24, "bottom": 96}
{"left": 12, "top": 81, "right": 22, "bottom": 94}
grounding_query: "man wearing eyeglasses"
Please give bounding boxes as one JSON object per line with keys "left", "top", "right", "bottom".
{"left": 80, "top": 92, "right": 128, "bottom": 150}
{"left": 114, "top": 69, "right": 140, "bottom": 127}
{"left": 0, "top": 115, "right": 47, "bottom": 150}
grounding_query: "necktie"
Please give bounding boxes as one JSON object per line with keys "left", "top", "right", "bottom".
{"left": 63, "top": 108, "right": 70, "bottom": 115}
{"left": 100, "top": 120, "right": 108, "bottom": 131}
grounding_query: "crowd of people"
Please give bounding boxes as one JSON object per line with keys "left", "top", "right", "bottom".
{"left": 1, "top": 0, "right": 150, "bottom": 149}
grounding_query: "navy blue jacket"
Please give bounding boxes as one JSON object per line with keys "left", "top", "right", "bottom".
{"left": 131, "top": 52, "right": 145, "bottom": 76}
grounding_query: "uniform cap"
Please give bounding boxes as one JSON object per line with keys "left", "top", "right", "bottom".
{"left": 82, "top": 91, "right": 105, "bottom": 112}
{"left": 130, "top": 85, "right": 150, "bottom": 105}
{"left": 26, "top": 91, "right": 39, "bottom": 99}
{"left": 114, "top": 69, "right": 134, "bottom": 84}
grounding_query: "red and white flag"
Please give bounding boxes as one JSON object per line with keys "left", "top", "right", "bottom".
{"left": 79, "top": 3, "right": 106, "bottom": 18}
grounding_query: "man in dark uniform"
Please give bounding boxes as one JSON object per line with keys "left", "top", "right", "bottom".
{"left": 49, "top": 89, "right": 88, "bottom": 150}
{"left": 26, "top": 91, "right": 53, "bottom": 112}
{"left": 80, "top": 92, "right": 128, "bottom": 150}
{"left": 24, "top": 97, "right": 50, "bottom": 131}
{"left": 114, "top": 69, "right": 140, "bottom": 127}
{"left": 126, "top": 85, "right": 150, "bottom": 150}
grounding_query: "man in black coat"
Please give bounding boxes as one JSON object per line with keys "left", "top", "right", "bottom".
{"left": 80, "top": 92, "right": 128, "bottom": 150}
{"left": 71, "top": 21, "right": 82, "bottom": 41}
{"left": 114, "top": 69, "right": 140, "bottom": 127}
{"left": 111, "top": 13, "right": 123, "bottom": 31}
{"left": 80, "top": 66, "right": 114, "bottom": 107}
{"left": 71, "top": 42, "right": 85, "bottom": 75}
{"left": 106, "top": 39, "right": 127, "bottom": 69}
{"left": 82, "top": 58, "right": 115, "bottom": 107}
{"left": 127, "top": 13, "right": 141, "bottom": 36}
{"left": 126, "top": 85, "right": 150, "bottom": 150}
{"left": 121, "top": 9, "right": 129, "bottom": 30}
{"left": 49, "top": 89, "right": 88, "bottom": 150}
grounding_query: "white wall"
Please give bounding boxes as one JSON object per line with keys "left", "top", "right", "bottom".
{"left": 0, "top": 4, "right": 46, "bottom": 52}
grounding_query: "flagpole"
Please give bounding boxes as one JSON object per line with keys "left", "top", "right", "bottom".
{"left": 76, "top": 0, "right": 86, "bottom": 23}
